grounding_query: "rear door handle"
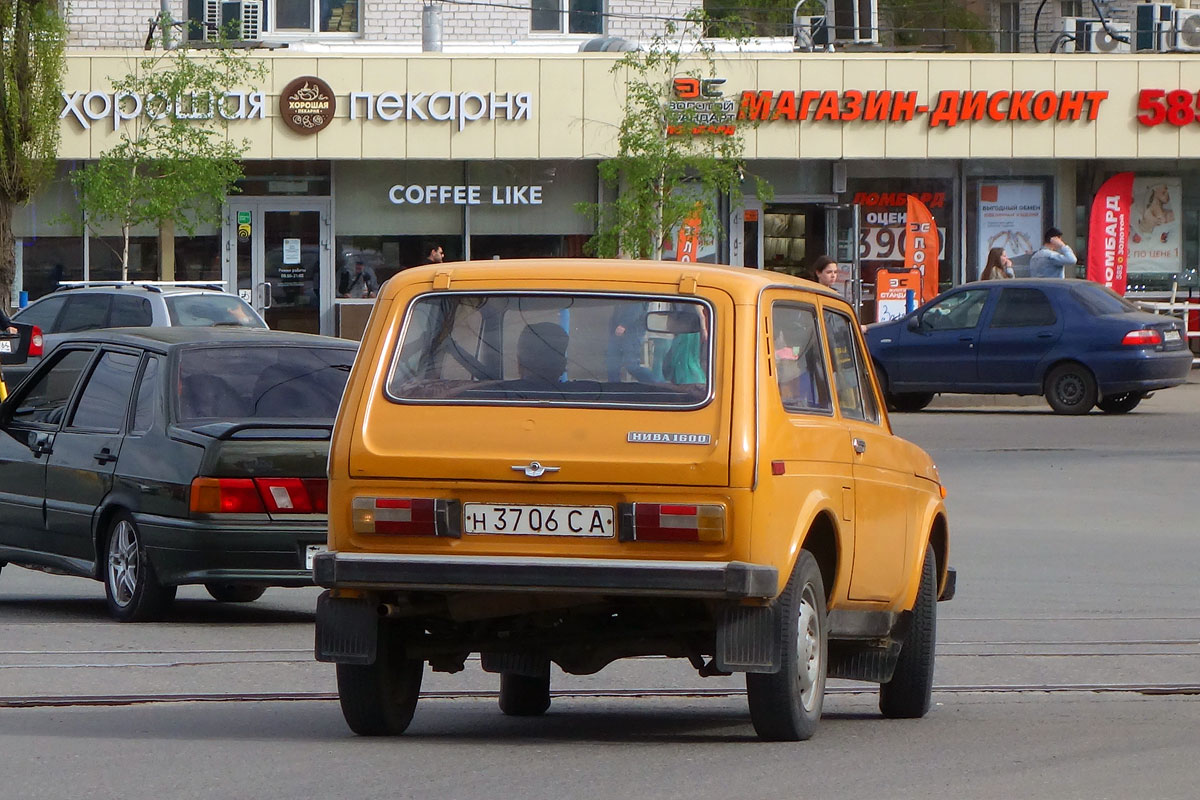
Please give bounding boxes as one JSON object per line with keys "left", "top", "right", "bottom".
{"left": 93, "top": 448, "right": 117, "bottom": 465}
{"left": 1036, "top": 332, "right": 1054, "bottom": 338}
{"left": 852, "top": 437, "right": 867, "bottom": 455}
{"left": 31, "top": 434, "right": 53, "bottom": 457}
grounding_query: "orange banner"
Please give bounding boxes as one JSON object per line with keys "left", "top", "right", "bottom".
{"left": 675, "top": 206, "right": 702, "bottom": 263}
{"left": 904, "top": 194, "right": 940, "bottom": 303}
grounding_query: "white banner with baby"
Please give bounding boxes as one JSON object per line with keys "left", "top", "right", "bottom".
{"left": 1127, "top": 176, "right": 1182, "bottom": 274}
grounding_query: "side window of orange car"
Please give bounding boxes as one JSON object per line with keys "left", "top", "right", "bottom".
{"left": 822, "top": 310, "right": 879, "bottom": 424}
{"left": 771, "top": 302, "right": 832, "bottom": 415}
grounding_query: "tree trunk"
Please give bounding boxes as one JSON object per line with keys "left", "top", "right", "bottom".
{"left": 122, "top": 223, "right": 130, "bottom": 281}
{"left": 0, "top": 198, "right": 15, "bottom": 313}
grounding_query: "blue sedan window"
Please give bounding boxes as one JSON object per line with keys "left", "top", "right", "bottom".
{"left": 921, "top": 289, "right": 989, "bottom": 331}
{"left": 990, "top": 289, "right": 1056, "bottom": 327}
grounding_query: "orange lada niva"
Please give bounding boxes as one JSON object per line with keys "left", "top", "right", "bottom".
{"left": 315, "top": 259, "right": 955, "bottom": 741}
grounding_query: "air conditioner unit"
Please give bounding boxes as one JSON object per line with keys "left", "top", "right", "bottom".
{"left": 204, "top": 0, "right": 262, "bottom": 41}
{"left": 793, "top": 15, "right": 830, "bottom": 51}
{"left": 1135, "top": 3, "right": 1176, "bottom": 51}
{"left": 1058, "top": 17, "right": 1090, "bottom": 52}
{"left": 1174, "top": 8, "right": 1200, "bottom": 49}
{"left": 1082, "top": 20, "right": 1132, "bottom": 52}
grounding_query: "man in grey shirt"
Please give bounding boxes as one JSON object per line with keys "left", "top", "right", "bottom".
{"left": 1028, "top": 227, "right": 1077, "bottom": 278}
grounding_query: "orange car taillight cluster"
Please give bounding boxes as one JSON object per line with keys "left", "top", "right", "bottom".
{"left": 619, "top": 503, "right": 726, "bottom": 542}
{"left": 190, "top": 477, "right": 328, "bottom": 514}
{"left": 352, "top": 497, "right": 462, "bottom": 537}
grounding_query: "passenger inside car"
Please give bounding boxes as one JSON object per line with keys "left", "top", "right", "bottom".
{"left": 516, "top": 322, "right": 569, "bottom": 385}
{"left": 661, "top": 307, "right": 707, "bottom": 386}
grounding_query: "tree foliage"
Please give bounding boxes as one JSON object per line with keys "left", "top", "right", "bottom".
{"left": 577, "top": 11, "right": 769, "bottom": 260}
{"left": 71, "top": 29, "right": 267, "bottom": 276}
{"left": 0, "top": 0, "right": 67, "bottom": 308}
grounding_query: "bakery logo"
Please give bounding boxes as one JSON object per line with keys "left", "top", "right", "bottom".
{"left": 280, "top": 77, "right": 335, "bottom": 134}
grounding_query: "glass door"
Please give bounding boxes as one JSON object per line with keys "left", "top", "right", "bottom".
{"left": 224, "top": 199, "right": 331, "bottom": 334}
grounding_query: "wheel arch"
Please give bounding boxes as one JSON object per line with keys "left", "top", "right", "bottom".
{"left": 797, "top": 509, "right": 841, "bottom": 608}
{"left": 1038, "top": 357, "right": 1096, "bottom": 394}
{"left": 91, "top": 495, "right": 137, "bottom": 580}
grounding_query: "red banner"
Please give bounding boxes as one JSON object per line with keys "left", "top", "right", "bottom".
{"left": 904, "top": 194, "right": 940, "bottom": 303}
{"left": 1086, "top": 172, "right": 1133, "bottom": 295}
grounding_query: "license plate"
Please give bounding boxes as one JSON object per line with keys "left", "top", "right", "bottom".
{"left": 0, "top": 340, "right": 10, "bottom": 353}
{"left": 305, "top": 544, "right": 328, "bottom": 569}
{"left": 464, "top": 503, "right": 615, "bottom": 537}
{"left": 1164, "top": 329, "right": 1181, "bottom": 342}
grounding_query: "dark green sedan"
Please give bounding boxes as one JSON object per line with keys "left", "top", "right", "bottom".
{"left": 0, "top": 327, "right": 356, "bottom": 621}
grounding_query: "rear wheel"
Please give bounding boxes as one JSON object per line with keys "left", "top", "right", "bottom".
{"left": 746, "top": 550, "right": 827, "bottom": 742}
{"left": 887, "top": 392, "right": 935, "bottom": 413}
{"left": 1097, "top": 392, "right": 1145, "bottom": 414}
{"left": 104, "top": 512, "right": 176, "bottom": 622}
{"left": 205, "top": 583, "right": 266, "bottom": 603}
{"left": 336, "top": 627, "right": 424, "bottom": 736}
{"left": 1044, "top": 363, "right": 1096, "bottom": 415}
{"left": 499, "top": 673, "right": 552, "bottom": 717}
{"left": 879, "top": 544, "right": 937, "bottom": 719}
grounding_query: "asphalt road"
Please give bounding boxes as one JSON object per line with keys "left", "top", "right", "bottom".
{"left": 1, "top": 380, "right": 1198, "bottom": 799}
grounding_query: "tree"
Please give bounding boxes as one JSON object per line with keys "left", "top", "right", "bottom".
{"left": 0, "top": 0, "right": 67, "bottom": 310}
{"left": 71, "top": 28, "right": 267, "bottom": 278}
{"left": 577, "top": 11, "right": 769, "bottom": 260}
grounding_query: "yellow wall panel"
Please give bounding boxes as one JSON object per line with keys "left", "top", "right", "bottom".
{"left": 882, "top": 59, "right": 928, "bottom": 159}
{"left": 403, "top": 58, "right": 454, "bottom": 159}
{"left": 1011, "top": 60, "right": 1054, "bottom": 158}
{"left": 840, "top": 58, "right": 886, "bottom": 159}
{"left": 449, "top": 58, "right": 497, "bottom": 160}
{"left": 495, "top": 59, "right": 541, "bottom": 160}
{"left": 968, "top": 59, "right": 1013, "bottom": 158}
{"left": 1052, "top": 59, "right": 1096, "bottom": 158}
{"left": 359, "top": 59, "right": 408, "bottom": 160}
{"left": 539, "top": 58, "right": 584, "bottom": 159}
{"left": 1137, "top": 60, "right": 1183, "bottom": 158}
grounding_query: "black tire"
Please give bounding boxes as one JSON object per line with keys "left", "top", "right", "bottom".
{"left": 205, "top": 583, "right": 267, "bottom": 603}
{"left": 888, "top": 392, "right": 935, "bottom": 413}
{"left": 1044, "top": 363, "right": 1097, "bottom": 415}
{"left": 498, "top": 672, "right": 552, "bottom": 717}
{"left": 336, "top": 626, "right": 424, "bottom": 736}
{"left": 746, "top": 550, "right": 828, "bottom": 742}
{"left": 103, "top": 512, "right": 177, "bottom": 622}
{"left": 879, "top": 544, "right": 937, "bottom": 719}
{"left": 1097, "top": 391, "right": 1145, "bottom": 414}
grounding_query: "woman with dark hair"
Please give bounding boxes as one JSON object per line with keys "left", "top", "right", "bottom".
{"left": 981, "top": 247, "right": 1014, "bottom": 280}
{"left": 811, "top": 255, "right": 839, "bottom": 288}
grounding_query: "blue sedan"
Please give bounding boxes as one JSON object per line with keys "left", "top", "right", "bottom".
{"left": 865, "top": 279, "right": 1193, "bottom": 414}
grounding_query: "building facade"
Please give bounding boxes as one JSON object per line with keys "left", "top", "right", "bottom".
{"left": 11, "top": 4, "right": 1200, "bottom": 344}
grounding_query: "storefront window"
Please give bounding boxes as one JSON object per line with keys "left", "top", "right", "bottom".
{"left": 17, "top": 238, "right": 84, "bottom": 302}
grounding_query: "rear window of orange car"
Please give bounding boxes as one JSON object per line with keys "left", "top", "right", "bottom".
{"left": 176, "top": 345, "right": 354, "bottom": 421}
{"left": 386, "top": 293, "right": 713, "bottom": 407}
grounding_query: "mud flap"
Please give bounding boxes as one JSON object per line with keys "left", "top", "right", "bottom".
{"left": 715, "top": 603, "right": 781, "bottom": 673}
{"left": 314, "top": 591, "right": 378, "bottom": 664}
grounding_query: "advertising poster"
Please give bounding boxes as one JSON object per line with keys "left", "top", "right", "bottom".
{"left": 1086, "top": 172, "right": 1133, "bottom": 294}
{"left": 1127, "top": 176, "right": 1182, "bottom": 274}
{"left": 977, "top": 182, "right": 1043, "bottom": 277}
{"left": 876, "top": 269, "right": 921, "bottom": 322}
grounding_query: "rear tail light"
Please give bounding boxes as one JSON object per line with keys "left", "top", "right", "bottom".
{"left": 620, "top": 503, "right": 726, "bottom": 543}
{"left": 351, "top": 497, "right": 461, "bottom": 537}
{"left": 29, "top": 326, "right": 43, "bottom": 357}
{"left": 190, "top": 477, "right": 328, "bottom": 514}
{"left": 1121, "top": 329, "right": 1162, "bottom": 347}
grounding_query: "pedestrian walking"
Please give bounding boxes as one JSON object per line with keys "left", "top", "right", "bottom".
{"left": 1028, "top": 227, "right": 1077, "bottom": 279}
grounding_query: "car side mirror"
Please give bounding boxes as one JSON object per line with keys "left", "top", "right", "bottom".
{"left": 906, "top": 315, "right": 922, "bottom": 332}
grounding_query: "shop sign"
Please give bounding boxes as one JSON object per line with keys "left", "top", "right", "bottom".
{"left": 738, "top": 89, "right": 1108, "bottom": 128}
{"left": 1128, "top": 176, "right": 1182, "bottom": 275}
{"left": 977, "top": 183, "right": 1043, "bottom": 277}
{"left": 388, "top": 184, "right": 543, "bottom": 205}
{"left": 61, "top": 90, "right": 265, "bottom": 131}
{"left": 1135, "top": 89, "right": 1200, "bottom": 127}
{"left": 674, "top": 205, "right": 703, "bottom": 263}
{"left": 280, "top": 77, "right": 335, "bottom": 134}
{"left": 668, "top": 78, "right": 736, "bottom": 136}
{"left": 853, "top": 193, "right": 947, "bottom": 263}
{"left": 349, "top": 91, "right": 532, "bottom": 131}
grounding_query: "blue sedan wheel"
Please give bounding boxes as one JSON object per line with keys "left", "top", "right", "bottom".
{"left": 1044, "top": 363, "right": 1097, "bottom": 415}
